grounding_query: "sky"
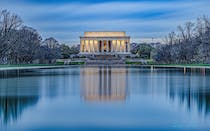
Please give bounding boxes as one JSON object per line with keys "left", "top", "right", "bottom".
{"left": 0, "top": 0, "right": 210, "bottom": 45}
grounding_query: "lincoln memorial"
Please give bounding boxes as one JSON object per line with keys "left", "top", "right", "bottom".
{"left": 80, "top": 31, "right": 130, "bottom": 54}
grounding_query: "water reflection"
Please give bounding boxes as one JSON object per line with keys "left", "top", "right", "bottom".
{"left": 0, "top": 67, "right": 210, "bottom": 129}
{"left": 81, "top": 66, "right": 128, "bottom": 101}
{"left": 167, "top": 68, "right": 210, "bottom": 115}
{"left": 0, "top": 70, "right": 40, "bottom": 125}
{"left": 169, "top": 89, "right": 210, "bottom": 115}
{"left": 0, "top": 96, "right": 38, "bottom": 125}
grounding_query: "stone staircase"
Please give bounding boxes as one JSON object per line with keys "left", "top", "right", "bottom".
{"left": 86, "top": 54, "right": 125, "bottom": 64}
{"left": 86, "top": 60, "right": 125, "bottom": 64}
{"left": 90, "top": 55, "right": 119, "bottom": 60}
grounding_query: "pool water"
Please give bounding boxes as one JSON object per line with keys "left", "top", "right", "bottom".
{"left": 0, "top": 66, "right": 210, "bottom": 130}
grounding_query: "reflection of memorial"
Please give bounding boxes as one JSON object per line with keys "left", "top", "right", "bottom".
{"left": 81, "top": 67, "right": 128, "bottom": 101}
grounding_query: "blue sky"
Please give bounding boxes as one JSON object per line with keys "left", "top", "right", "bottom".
{"left": 0, "top": 0, "right": 210, "bottom": 44}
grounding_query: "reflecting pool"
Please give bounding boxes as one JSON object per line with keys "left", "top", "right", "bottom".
{"left": 0, "top": 66, "right": 210, "bottom": 130}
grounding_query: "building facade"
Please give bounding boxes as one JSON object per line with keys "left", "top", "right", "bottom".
{"left": 80, "top": 31, "right": 130, "bottom": 54}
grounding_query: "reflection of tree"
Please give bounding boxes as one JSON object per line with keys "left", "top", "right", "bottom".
{"left": 81, "top": 66, "right": 128, "bottom": 101}
{"left": 167, "top": 68, "right": 210, "bottom": 115}
{"left": 0, "top": 96, "right": 39, "bottom": 125}
{"left": 169, "top": 90, "right": 210, "bottom": 115}
{"left": 197, "top": 93, "right": 210, "bottom": 114}
{"left": 0, "top": 69, "right": 77, "bottom": 79}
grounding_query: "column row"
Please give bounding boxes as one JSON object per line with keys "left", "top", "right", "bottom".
{"left": 80, "top": 39, "right": 130, "bottom": 53}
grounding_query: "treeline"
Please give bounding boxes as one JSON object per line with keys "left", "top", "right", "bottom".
{"left": 130, "top": 43, "right": 155, "bottom": 59}
{"left": 0, "top": 10, "right": 79, "bottom": 64}
{"left": 2, "top": 10, "right": 209, "bottom": 65}
{"left": 153, "top": 16, "right": 210, "bottom": 64}
{"left": 131, "top": 16, "right": 210, "bottom": 64}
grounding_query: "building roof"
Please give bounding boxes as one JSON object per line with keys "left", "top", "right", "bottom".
{"left": 84, "top": 31, "right": 126, "bottom": 37}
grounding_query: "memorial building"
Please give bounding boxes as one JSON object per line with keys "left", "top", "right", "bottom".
{"left": 80, "top": 31, "right": 130, "bottom": 54}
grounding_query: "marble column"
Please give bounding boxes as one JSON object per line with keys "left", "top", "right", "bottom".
{"left": 110, "top": 40, "right": 112, "bottom": 53}
{"left": 85, "top": 40, "right": 87, "bottom": 52}
{"left": 92, "top": 40, "right": 94, "bottom": 53}
{"left": 128, "top": 39, "right": 130, "bottom": 52}
{"left": 80, "top": 40, "right": 83, "bottom": 52}
{"left": 123, "top": 40, "right": 126, "bottom": 53}
{"left": 92, "top": 40, "right": 95, "bottom": 53}
{"left": 112, "top": 40, "right": 114, "bottom": 52}
{"left": 125, "top": 42, "right": 128, "bottom": 52}
{"left": 90, "top": 40, "right": 92, "bottom": 53}
{"left": 97, "top": 40, "right": 99, "bottom": 53}
{"left": 82, "top": 40, "right": 85, "bottom": 52}
{"left": 98, "top": 40, "right": 100, "bottom": 53}
{"left": 115, "top": 40, "right": 117, "bottom": 52}
{"left": 116, "top": 40, "right": 118, "bottom": 52}
{"left": 88, "top": 40, "right": 90, "bottom": 53}
{"left": 107, "top": 40, "right": 110, "bottom": 53}
{"left": 110, "top": 40, "right": 113, "bottom": 52}
{"left": 89, "top": 40, "right": 92, "bottom": 52}
{"left": 120, "top": 40, "right": 122, "bottom": 52}
{"left": 102, "top": 40, "right": 104, "bottom": 53}
{"left": 106, "top": 40, "right": 108, "bottom": 53}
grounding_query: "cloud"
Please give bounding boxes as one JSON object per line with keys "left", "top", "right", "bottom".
{"left": 0, "top": 0, "right": 210, "bottom": 44}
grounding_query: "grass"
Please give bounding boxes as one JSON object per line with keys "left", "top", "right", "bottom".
{"left": 1, "top": 61, "right": 210, "bottom": 67}
{"left": 125, "top": 59, "right": 154, "bottom": 65}
{"left": 125, "top": 59, "right": 210, "bottom": 67}
{"left": 148, "top": 64, "right": 210, "bottom": 66}
{"left": 0, "top": 61, "right": 85, "bottom": 68}
{"left": 69, "top": 61, "right": 85, "bottom": 65}
{"left": 125, "top": 61, "right": 142, "bottom": 65}
{"left": 55, "top": 62, "right": 65, "bottom": 65}
{"left": 0, "top": 63, "right": 64, "bottom": 68}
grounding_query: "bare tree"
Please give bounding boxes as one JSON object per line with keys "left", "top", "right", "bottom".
{"left": 154, "top": 16, "right": 210, "bottom": 64}
{"left": 6, "top": 26, "right": 42, "bottom": 64}
{"left": 0, "top": 9, "right": 66, "bottom": 64}
{"left": 0, "top": 10, "right": 22, "bottom": 62}
{"left": 39, "top": 37, "right": 61, "bottom": 63}
{"left": 177, "top": 25, "right": 187, "bottom": 42}
{"left": 168, "top": 31, "right": 176, "bottom": 45}
{"left": 43, "top": 37, "right": 59, "bottom": 49}
{"left": 185, "top": 22, "right": 194, "bottom": 42}
{"left": 19, "top": 26, "right": 42, "bottom": 63}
